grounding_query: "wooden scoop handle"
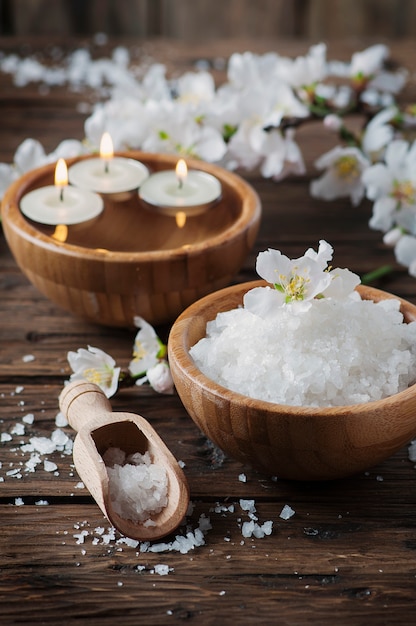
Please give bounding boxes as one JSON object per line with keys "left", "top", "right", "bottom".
{"left": 59, "top": 380, "right": 113, "bottom": 432}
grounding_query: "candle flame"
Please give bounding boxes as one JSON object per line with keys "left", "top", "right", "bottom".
{"left": 176, "top": 159, "right": 188, "bottom": 187}
{"left": 100, "top": 132, "right": 114, "bottom": 160}
{"left": 52, "top": 224, "right": 68, "bottom": 242}
{"left": 54, "top": 158, "right": 68, "bottom": 187}
{"left": 175, "top": 211, "right": 187, "bottom": 228}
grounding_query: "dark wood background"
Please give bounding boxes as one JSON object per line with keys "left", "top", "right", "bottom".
{"left": 1, "top": 0, "right": 415, "bottom": 39}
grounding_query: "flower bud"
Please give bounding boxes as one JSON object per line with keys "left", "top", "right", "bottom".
{"left": 146, "top": 362, "right": 175, "bottom": 395}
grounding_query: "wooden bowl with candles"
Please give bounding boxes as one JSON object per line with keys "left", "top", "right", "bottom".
{"left": 1, "top": 151, "right": 261, "bottom": 327}
{"left": 168, "top": 281, "right": 416, "bottom": 481}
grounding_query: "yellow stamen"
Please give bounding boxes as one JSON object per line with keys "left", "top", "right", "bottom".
{"left": 391, "top": 179, "right": 416, "bottom": 205}
{"left": 83, "top": 367, "right": 112, "bottom": 387}
{"left": 334, "top": 155, "right": 361, "bottom": 180}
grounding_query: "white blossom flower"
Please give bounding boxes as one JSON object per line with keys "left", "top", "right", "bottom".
{"left": 244, "top": 241, "right": 359, "bottom": 317}
{"left": 361, "top": 106, "right": 397, "bottom": 158}
{"left": 362, "top": 139, "right": 416, "bottom": 232}
{"left": 14, "top": 138, "right": 47, "bottom": 173}
{"left": 244, "top": 243, "right": 331, "bottom": 315}
{"left": 67, "top": 346, "right": 120, "bottom": 398}
{"left": 394, "top": 234, "right": 416, "bottom": 276}
{"left": 128, "top": 316, "right": 164, "bottom": 378}
{"left": 275, "top": 43, "right": 328, "bottom": 89}
{"left": 349, "top": 44, "right": 389, "bottom": 80}
{"left": 174, "top": 71, "right": 216, "bottom": 107}
{"left": 383, "top": 226, "right": 403, "bottom": 247}
{"left": 141, "top": 101, "right": 227, "bottom": 161}
{"left": 310, "top": 146, "right": 370, "bottom": 206}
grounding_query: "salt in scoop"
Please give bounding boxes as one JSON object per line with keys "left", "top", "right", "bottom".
{"left": 59, "top": 380, "right": 190, "bottom": 541}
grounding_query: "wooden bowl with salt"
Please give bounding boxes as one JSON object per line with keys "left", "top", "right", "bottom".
{"left": 1, "top": 152, "right": 261, "bottom": 327}
{"left": 168, "top": 281, "right": 416, "bottom": 481}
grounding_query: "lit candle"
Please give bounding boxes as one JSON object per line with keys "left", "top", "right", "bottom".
{"left": 139, "top": 159, "right": 222, "bottom": 216}
{"left": 68, "top": 132, "right": 149, "bottom": 197}
{"left": 20, "top": 159, "right": 104, "bottom": 225}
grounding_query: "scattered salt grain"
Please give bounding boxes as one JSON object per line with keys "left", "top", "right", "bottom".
{"left": 280, "top": 504, "right": 295, "bottom": 520}
{"left": 55, "top": 411, "right": 68, "bottom": 427}
{"left": 22, "top": 413, "right": 34, "bottom": 425}
{"left": 190, "top": 296, "right": 416, "bottom": 407}
{"left": 44, "top": 460, "right": 58, "bottom": 473}
{"left": 35, "top": 500, "right": 49, "bottom": 506}
{"left": 238, "top": 473, "right": 247, "bottom": 482}
{"left": 11, "top": 423, "right": 25, "bottom": 436}
{"left": 15, "top": 386, "right": 24, "bottom": 394}
{"left": 22, "top": 354, "right": 35, "bottom": 362}
{"left": 241, "top": 520, "right": 273, "bottom": 538}
{"left": 153, "top": 564, "right": 172, "bottom": 576}
{"left": 1, "top": 433, "right": 12, "bottom": 442}
{"left": 103, "top": 447, "right": 168, "bottom": 523}
{"left": 14, "top": 497, "right": 24, "bottom": 506}
{"left": 239, "top": 499, "right": 256, "bottom": 513}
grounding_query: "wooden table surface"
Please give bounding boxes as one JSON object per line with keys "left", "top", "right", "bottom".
{"left": 1, "top": 36, "right": 416, "bottom": 625}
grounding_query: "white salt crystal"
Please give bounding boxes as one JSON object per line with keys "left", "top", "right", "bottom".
{"left": 241, "top": 519, "right": 273, "bottom": 539}
{"left": 55, "top": 412, "right": 68, "bottom": 427}
{"left": 22, "top": 413, "right": 34, "bottom": 425}
{"left": 238, "top": 473, "right": 247, "bottom": 482}
{"left": 74, "top": 530, "right": 89, "bottom": 544}
{"left": 280, "top": 504, "right": 295, "bottom": 520}
{"left": 35, "top": 500, "right": 49, "bottom": 506}
{"left": 241, "top": 521, "right": 255, "bottom": 537}
{"left": 44, "top": 460, "right": 58, "bottom": 472}
{"left": 14, "top": 497, "right": 24, "bottom": 506}
{"left": 104, "top": 448, "right": 168, "bottom": 523}
{"left": 29, "top": 436, "right": 57, "bottom": 455}
{"left": 25, "top": 453, "right": 41, "bottom": 472}
{"left": 22, "top": 354, "right": 35, "bottom": 363}
{"left": 51, "top": 429, "right": 70, "bottom": 448}
{"left": 154, "top": 564, "right": 171, "bottom": 576}
{"left": 239, "top": 499, "right": 256, "bottom": 513}
{"left": 190, "top": 296, "right": 416, "bottom": 407}
{"left": 15, "top": 386, "right": 24, "bottom": 394}
{"left": 11, "top": 423, "right": 25, "bottom": 436}
{"left": 1, "top": 433, "right": 12, "bottom": 442}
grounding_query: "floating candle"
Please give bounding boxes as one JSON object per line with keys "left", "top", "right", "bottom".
{"left": 139, "top": 159, "right": 222, "bottom": 216}
{"left": 68, "top": 132, "right": 149, "bottom": 196}
{"left": 20, "top": 158, "right": 104, "bottom": 225}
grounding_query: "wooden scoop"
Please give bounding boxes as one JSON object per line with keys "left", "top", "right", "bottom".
{"left": 59, "top": 380, "right": 190, "bottom": 542}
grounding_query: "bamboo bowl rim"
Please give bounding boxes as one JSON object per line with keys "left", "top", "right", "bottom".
{"left": 169, "top": 280, "right": 416, "bottom": 416}
{"left": 2, "top": 151, "right": 261, "bottom": 263}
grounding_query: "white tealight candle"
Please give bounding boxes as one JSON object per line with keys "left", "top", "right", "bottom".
{"left": 139, "top": 159, "right": 222, "bottom": 216}
{"left": 20, "top": 158, "right": 104, "bottom": 226}
{"left": 68, "top": 132, "right": 149, "bottom": 195}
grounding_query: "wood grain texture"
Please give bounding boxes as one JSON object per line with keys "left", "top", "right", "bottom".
{"left": 5, "top": 0, "right": 416, "bottom": 39}
{"left": 1, "top": 36, "right": 416, "bottom": 625}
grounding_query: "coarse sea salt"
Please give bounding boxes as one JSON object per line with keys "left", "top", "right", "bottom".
{"left": 103, "top": 448, "right": 168, "bottom": 524}
{"left": 190, "top": 296, "right": 416, "bottom": 407}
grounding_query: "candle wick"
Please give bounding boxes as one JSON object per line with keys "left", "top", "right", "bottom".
{"left": 178, "top": 178, "right": 183, "bottom": 190}
{"left": 59, "top": 186, "right": 64, "bottom": 202}
{"left": 104, "top": 160, "right": 109, "bottom": 174}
